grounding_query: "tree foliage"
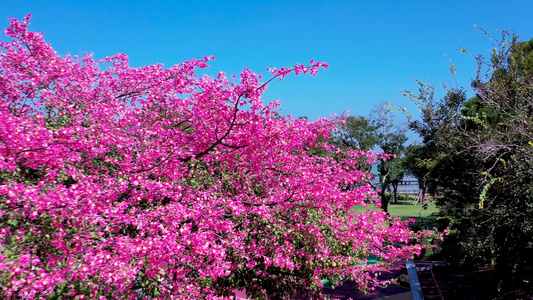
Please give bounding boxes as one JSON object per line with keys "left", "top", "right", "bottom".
{"left": 405, "top": 31, "right": 533, "bottom": 292}
{"left": 333, "top": 115, "right": 377, "bottom": 152}
{"left": 333, "top": 104, "right": 408, "bottom": 211}
{"left": 402, "top": 84, "right": 467, "bottom": 204}
{"left": 0, "top": 16, "right": 433, "bottom": 299}
{"left": 453, "top": 33, "right": 533, "bottom": 290}
{"left": 371, "top": 103, "right": 407, "bottom": 211}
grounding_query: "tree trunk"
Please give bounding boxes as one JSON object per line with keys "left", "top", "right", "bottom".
{"left": 413, "top": 180, "right": 426, "bottom": 205}
{"left": 379, "top": 190, "right": 389, "bottom": 213}
{"left": 392, "top": 182, "right": 399, "bottom": 204}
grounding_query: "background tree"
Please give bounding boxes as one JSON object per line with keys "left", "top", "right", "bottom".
{"left": 402, "top": 82, "right": 466, "bottom": 205}
{"left": 333, "top": 115, "right": 378, "bottom": 152}
{"left": 403, "top": 32, "right": 533, "bottom": 293}
{"left": 387, "top": 160, "right": 405, "bottom": 204}
{"left": 447, "top": 34, "right": 533, "bottom": 291}
{"left": 371, "top": 102, "right": 408, "bottom": 211}
{"left": 402, "top": 143, "right": 432, "bottom": 205}
{"left": 332, "top": 103, "right": 408, "bottom": 211}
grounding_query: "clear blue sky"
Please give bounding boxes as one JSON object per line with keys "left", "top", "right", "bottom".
{"left": 2, "top": 0, "right": 533, "bottom": 123}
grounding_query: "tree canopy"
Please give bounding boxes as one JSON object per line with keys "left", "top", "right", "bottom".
{"left": 405, "top": 32, "right": 533, "bottom": 292}
{"left": 0, "top": 16, "right": 434, "bottom": 299}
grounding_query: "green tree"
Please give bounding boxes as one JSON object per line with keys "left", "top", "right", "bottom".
{"left": 332, "top": 104, "right": 408, "bottom": 211}
{"left": 378, "top": 159, "right": 404, "bottom": 204}
{"left": 451, "top": 34, "right": 533, "bottom": 291}
{"left": 402, "top": 82, "right": 467, "bottom": 205}
{"left": 405, "top": 33, "right": 533, "bottom": 293}
{"left": 371, "top": 102, "right": 408, "bottom": 212}
{"left": 334, "top": 115, "right": 378, "bottom": 151}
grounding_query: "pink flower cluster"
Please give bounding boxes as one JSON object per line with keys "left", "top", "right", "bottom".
{"left": 0, "top": 15, "right": 434, "bottom": 299}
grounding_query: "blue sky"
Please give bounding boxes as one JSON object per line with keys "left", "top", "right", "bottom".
{"left": 2, "top": 0, "right": 533, "bottom": 126}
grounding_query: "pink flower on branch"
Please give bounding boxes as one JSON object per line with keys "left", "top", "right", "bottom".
{"left": 0, "top": 15, "right": 439, "bottom": 299}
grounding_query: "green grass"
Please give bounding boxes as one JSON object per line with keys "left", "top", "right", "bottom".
{"left": 351, "top": 198, "right": 442, "bottom": 230}
{"left": 351, "top": 198, "right": 444, "bottom": 258}
{"left": 352, "top": 200, "right": 439, "bottom": 219}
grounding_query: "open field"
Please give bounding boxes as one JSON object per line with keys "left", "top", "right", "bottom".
{"left": 352, "top": 200, "right": 439, "bottom": 219}
{"left": 352, "top": 198, "right": 441, "bottom": 230}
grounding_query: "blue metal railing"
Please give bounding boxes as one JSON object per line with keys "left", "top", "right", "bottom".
{"left": 406, "top": 260, "right": 424, "bottom": 300}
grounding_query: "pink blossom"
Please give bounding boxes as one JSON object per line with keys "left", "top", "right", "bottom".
{"left": 0, "top": 15, "right": 438, "bottom": 299}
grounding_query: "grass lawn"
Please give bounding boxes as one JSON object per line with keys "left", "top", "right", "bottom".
{"left": 352, "top": 200, "right": 439, "bottom": 218}
{"left": 352, "top": 198, "right": 441, "bottom": 230}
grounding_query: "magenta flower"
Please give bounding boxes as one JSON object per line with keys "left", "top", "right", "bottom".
{"left": 0, "top": 15, "right": 438, "bottom": 300}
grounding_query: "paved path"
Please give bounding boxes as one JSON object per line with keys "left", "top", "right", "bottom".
{"left": 235, "top": 262, "right": 410, "bottom": 299}
{"left": 322, "top": 262, "right": 411, "bottom": 300}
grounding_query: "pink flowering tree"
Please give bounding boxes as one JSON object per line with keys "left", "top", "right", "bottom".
{"left": 0, "top": 16, "right": 435, "bottom": 299}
